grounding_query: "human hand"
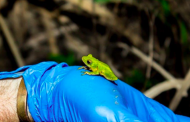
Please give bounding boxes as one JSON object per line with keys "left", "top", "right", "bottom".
{"left": 0, "top": 62, "right": 189, "bottom": 122}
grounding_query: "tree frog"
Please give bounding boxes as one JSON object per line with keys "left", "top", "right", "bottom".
{"left": 78, "top": 54, "right": 118, "bottom": 81}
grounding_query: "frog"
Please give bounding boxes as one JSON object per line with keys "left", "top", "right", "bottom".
{"left": 78, "top": 54, "right": 118, "bottom": 81}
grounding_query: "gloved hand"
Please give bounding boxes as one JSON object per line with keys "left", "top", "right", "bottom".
{"left": 0, "top": 62, "right": 189, "bottom": 122}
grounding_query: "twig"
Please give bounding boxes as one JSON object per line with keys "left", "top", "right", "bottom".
{"left": 118, "top": 39, "right": 190, "bottom": 110}
{"left": 40, "top": 9, "right": 59, "bottom": 54}
{"left": 91, "top": 0, "right": 98, "bottom": 57}
{"left": 144, "top": 68, "right": 190, "bottom": 111}
{"left": 63, "top": 0, "right": 144, "bottom": 47}
{"left": 0, "top": 35, "right": 2, "bottom": 48}
{"left": 113, "top": 0, "right": 120, "bottom": 14}
{"left": 0, "top": 14, "right": 24, "bottom": 67}
{"left": 118, "top": 41, "right": 190, "bottom": 110}
{"left": 144, "top": 12, "right": 155, "bottom": 91}
{"left": 117, "top": 42, "right": 176, "bottom": 80}
{"left": 98, "top": 28, "right": 111, "bottom": 60}
{"left": 64, "top": 33, "right": 91, "bottom": 57}
{"left": 144, "top": 79, "right": 182, "bottom": 98}
{"left": 0, "top": 0, "right": 6, "bottom": 10}
{"left": 66, "top": 0, "right": 114, "bottom": 22}
{"left": 25, "top": 24, "right": 78, "bottom": 48}
{"left": 169, "top": 70, "right": 190, "bottom": 110}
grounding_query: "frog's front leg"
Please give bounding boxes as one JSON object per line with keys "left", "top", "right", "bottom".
{"left": 81, "top": 71, "right": 99, "bottom": 76}
{"left": 78, "top": 66, "right": 87, "bottom": 70}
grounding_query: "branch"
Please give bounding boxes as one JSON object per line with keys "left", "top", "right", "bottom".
{"left": 0, "top": 0, "right": 6, "bottom": 10}
{"left": 117, "top": 41, "right": 190, "bottom": 110}
{"left": 144, "top": 79, "right": 182, "bottom": 98}
{"left": 146, "top": 16, "right": 154, "bottom": 80}
{"left": 0, "top": 35, "right": 2, "bottom": 48}
{"left": 0, "top": 14, "right": 24, "bottom": 67}
{"left": 117, "top": 42, "right": 176, "bottom": 80}
{"left": 65, "top": 0, "right": 115, "bottom": 24}
{"left": 144, "top": 68, "right": 190, "bottom": 110}
{"left": 169, "top": 70, "right": 190, "bottom": 110}
{"left": 62, "top": 0, "right": 144, "bottom": 47}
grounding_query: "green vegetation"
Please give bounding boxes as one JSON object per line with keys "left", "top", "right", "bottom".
{"left": 48, "top": 52, "right": 76, "bottom": 65}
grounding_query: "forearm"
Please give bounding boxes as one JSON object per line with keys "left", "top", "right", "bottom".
{"left": 0, "top": 78, "right": 21, "bottom": 122}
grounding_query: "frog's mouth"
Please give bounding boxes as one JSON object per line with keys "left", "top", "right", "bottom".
{"left": 82, "top": 56, "right": 87, "bottom": 64}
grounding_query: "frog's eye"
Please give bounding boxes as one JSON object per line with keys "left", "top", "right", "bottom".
{"left": 87, "top": 60, "right": 92, "bottom": 64}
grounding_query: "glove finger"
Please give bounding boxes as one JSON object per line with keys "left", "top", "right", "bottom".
{"left": 115, "top": 80, "right": 188, "bottom": 122}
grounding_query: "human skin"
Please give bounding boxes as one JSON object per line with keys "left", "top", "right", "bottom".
{"left": 0, "top": 78, "right": 21, "bottom": 122}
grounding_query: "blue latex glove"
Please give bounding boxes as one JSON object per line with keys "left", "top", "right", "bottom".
{"left": 0, "top": 62, "right": 189, "bottom": 122}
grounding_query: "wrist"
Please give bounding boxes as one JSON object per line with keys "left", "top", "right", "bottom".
{"left": 0, "top": 77, "right": 22, "bottom": 121}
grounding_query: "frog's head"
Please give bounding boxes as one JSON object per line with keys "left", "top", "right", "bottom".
{"left": 82, "top": 54, "right": 98, "bottom": 68}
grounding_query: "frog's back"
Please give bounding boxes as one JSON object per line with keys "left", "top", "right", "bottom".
{"left": 98, "top": 61, "right": 111, "bottom": 71}
{"left": 98, "top": 61, "right": 118, "bottom": 81}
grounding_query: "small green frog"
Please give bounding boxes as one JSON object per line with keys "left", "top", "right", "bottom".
{"left": 78, "top": 54, "right": 118, "bottom": 81}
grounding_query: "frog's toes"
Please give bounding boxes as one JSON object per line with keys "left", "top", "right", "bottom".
{"left": 78, "top": 66, "right": 87, "bottom": 70}
{"left": 81, "top": 71, "right": 87, "bottom": 76}
{"left": 78, "top": 67, "right": 82, "bottom": 70}
{"left": 81, "top": 73, "right": 87, "bottom": 76}
{"left": 81, "top": 73, "right": 86, "bottom": 76}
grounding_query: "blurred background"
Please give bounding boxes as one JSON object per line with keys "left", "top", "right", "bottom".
{"left": 0, "top": 0, "right": 190, "bottom": 116}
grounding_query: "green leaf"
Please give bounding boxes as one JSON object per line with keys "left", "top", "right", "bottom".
{"left": 157, "top": 0, "right": 171, "bottom": 16}
{"left": 94, "top": 0, "right": 111, "bottom": 3}
{"left": 179, "top": 21, "right": 188, "bottom": 45}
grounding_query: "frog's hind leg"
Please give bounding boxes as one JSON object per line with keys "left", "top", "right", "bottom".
{"left": 104, "top": 76, "right": 114, "bottom": 81}
{"left": 81, "top": 71, "right": 99, "bottom": 76}
{"left": 110, "top": 76, "right": 118, "bottom": 81}
{"left": 102, "top": 72, "right": 118, "bottom": 81}
{"left": 100, "top": 70, "right": 110, "bottom": 80}
{"left": 78, "top": 66, "right": 87, "bottom": 70}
